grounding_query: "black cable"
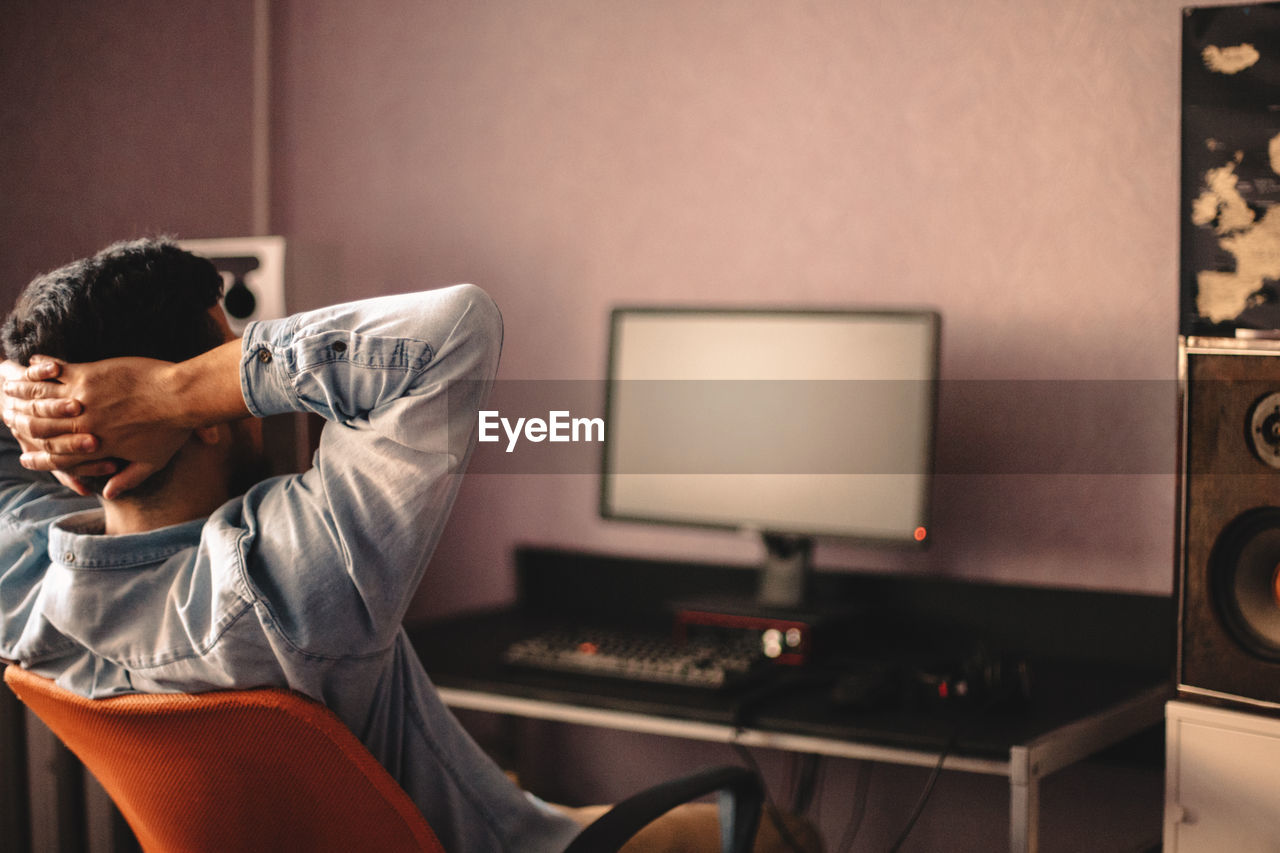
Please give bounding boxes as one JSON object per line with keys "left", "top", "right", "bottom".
{"left": 883, "top": 647, "right": 1029, "bottom": 852}
{"left": 809, "top": 755, "right": 829, "bottom": 827}
{"left": 729, "top": 735, "right": 813, "bottom": 853}
{"left": 725, "top": 668, "right": 841, "bottom": 852}
{"left": 790, "top": 752, "right": 821, "bottom": 815}
{"left": 885, "top": 727, "right": 961, "bottom": 853}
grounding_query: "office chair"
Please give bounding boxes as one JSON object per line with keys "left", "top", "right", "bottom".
{"left": 5, "top": 665, "right": 762, "bottom": 852}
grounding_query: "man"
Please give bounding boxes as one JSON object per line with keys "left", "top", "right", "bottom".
{"left": 0, "top": 238, "right": 582, "bottom": 852}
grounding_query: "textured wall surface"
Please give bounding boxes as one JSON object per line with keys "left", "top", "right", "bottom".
{"left": 0, "top": 2, "right": 1193, "bottom": 604}
{"left": 269, "top": 0, "right": 1192, "bottom": 610}
{"left": 0, "top": 2, "right": 257, "bottom": 302}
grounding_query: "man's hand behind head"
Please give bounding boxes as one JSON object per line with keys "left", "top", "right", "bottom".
{"left": 1, "top": 358, "right": 111, "bottom": 495}
{"left": 1, "top": 356, "right": 191, "bottom": 499}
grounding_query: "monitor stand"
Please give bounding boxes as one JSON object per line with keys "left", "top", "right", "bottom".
{"left": 756, "top": 533, "right": 814, "bottom": 610}
{"left": 675, "top": 532, "right": 826, "bottom": 618}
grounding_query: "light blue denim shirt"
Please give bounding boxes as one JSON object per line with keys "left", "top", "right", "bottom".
{"left": 0, "top": 285, "right": 581, "bottom": 853}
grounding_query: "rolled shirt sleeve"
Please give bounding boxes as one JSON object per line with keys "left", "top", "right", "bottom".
{"left": 228, "top": 285, "right": 501, "bottom": 656}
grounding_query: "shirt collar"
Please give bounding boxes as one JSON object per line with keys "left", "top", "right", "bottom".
{"left": 48, "top": 510, "right": 206, "bottom": 570}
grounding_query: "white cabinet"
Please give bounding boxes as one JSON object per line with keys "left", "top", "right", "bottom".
{"left": 1166, "top": 700, "right": 1280, "bottom": 852}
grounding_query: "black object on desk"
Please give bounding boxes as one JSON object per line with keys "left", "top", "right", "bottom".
{"left": 411, "top": 546, "right": 1170, "bottom": 757}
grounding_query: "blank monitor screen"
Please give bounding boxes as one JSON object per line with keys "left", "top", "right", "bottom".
{"left": 601, "top": 308, "right": 939, "bottom": 546}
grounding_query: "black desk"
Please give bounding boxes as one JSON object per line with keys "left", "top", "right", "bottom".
{"left": 410, "top": 547, "right": 1172, "bottom": 853}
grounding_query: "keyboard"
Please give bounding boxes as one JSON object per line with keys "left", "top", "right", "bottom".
{"left": 501, "top": 627, "right": 765, "bottom": 689}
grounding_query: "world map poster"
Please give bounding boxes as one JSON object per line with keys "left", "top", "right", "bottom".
{"left": 1183, "top": 3, "right": 1280, "bottom": 335}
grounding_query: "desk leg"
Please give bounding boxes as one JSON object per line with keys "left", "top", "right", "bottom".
{"left": 1009, "top": 745, "right": 1039, "bottom": 853}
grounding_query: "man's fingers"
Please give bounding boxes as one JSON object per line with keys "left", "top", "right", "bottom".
{"left": 18, "top": 451, "right": 58, "bottom": 472}
{"left": 23, "top": 414, "right": 90, "bottom": 440}
{"left": 18, "top": 439, "right": 101, "bottom": 471}
{"left": 40, "top": 434, "right": 98, "bottom": 455}
{"left": 0, "top": 358, "right": 62, "bottom": 384}
{"left": 7, "top": 409, "right": 95, "bottom": 443}
{"left": 3, "top": 400, "right": 83, "bottom": 433}
{"left": 3, "top": 379, "right": 70, "bottom": 401}
{"left": 31, "top": 398, "right": 82, "bottom": 418}
{"left": 5, "top": 410, "right": 90, "bottom": 440}
{"left": 102, "top": 463, "right": 156, "bottom": 501}
{"left": 24, "top": 358, "right": 62, "bottom": 381}
{"left": 51, "top": 459, "right": 116, "bottom": 497}
{"left": 64, "top": 459, "right": 117, "bottom": 478}
{"left": 52, "top": 472, "right": 90, "bottom": 497}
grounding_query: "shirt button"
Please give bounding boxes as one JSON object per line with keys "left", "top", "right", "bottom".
{"left": 332, "top": 341, "right": 347, "bottom": 354}
{"left": 257, "top": 348, "right": 272, "bottom": 364}
{"left": 63, "top": 552, "right": 75, "bottom": 564}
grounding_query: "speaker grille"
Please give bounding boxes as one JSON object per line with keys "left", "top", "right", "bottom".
{"left": 1179, "top": 341, "right": 1280, "bottom": 708}
{"left": 1210, "top": 507, "right": 1280, "bottom": 660}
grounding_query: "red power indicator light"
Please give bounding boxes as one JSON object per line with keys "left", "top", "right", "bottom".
{"left": 914, "top": 526, "right": 927, "bottom": 542}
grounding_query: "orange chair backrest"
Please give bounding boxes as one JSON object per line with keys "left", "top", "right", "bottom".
{"left": 4, "top": 666, "right": 444, "bottom": 853}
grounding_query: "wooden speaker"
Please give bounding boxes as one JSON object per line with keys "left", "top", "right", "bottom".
{"left": 1179, "top": 337, "right": 1280, "bottom": 709}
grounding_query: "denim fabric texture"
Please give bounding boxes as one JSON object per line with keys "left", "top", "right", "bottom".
{"left": 0, "top": 285, "right": 581, "bottom": 853}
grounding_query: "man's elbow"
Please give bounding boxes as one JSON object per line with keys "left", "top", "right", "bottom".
{"left": 447, "top": 283, "right": 503, "bottom": 372}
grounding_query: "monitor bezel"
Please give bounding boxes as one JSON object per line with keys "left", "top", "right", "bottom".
{"left": 598, "top": 304, "right": 942, "bottom": 550}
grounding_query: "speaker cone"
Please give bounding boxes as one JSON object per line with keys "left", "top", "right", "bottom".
{"left": 1210, "top": 507, "right": 1280, "bottom": 660}
{"left": 1249, "top": 392, "right": 1280, "bottom": 469}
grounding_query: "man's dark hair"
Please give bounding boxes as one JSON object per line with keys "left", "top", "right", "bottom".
{"left": 2, "top": 237, "right": 225, "bottom": 366}
{"left": 2, "top": 238, "right": 227, "bottom": 498}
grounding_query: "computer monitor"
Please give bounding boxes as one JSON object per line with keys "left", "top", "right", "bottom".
{"left": 600, "top": 307, "right": 940, "bottom": 610}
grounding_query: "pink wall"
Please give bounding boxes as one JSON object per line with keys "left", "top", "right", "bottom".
{"left": 1, "top": 2, "right": 1184, "bottom": 610}
{"left": 270, "top": 0, "right": 1184, "bottom": 616}
{"left": 0, "top": 2, "right": 257, "bottom": 298}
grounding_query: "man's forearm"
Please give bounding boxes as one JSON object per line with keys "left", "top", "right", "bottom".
{"left": 238, "top": 285, "right": 501, "bottom": 427}
{"left": 163, "top": 338, "right": 252, "bottom": 430}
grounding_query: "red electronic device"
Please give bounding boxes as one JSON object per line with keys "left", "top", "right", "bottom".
{"left": 675, "top": 607, "right": 823, "bottom": 666}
